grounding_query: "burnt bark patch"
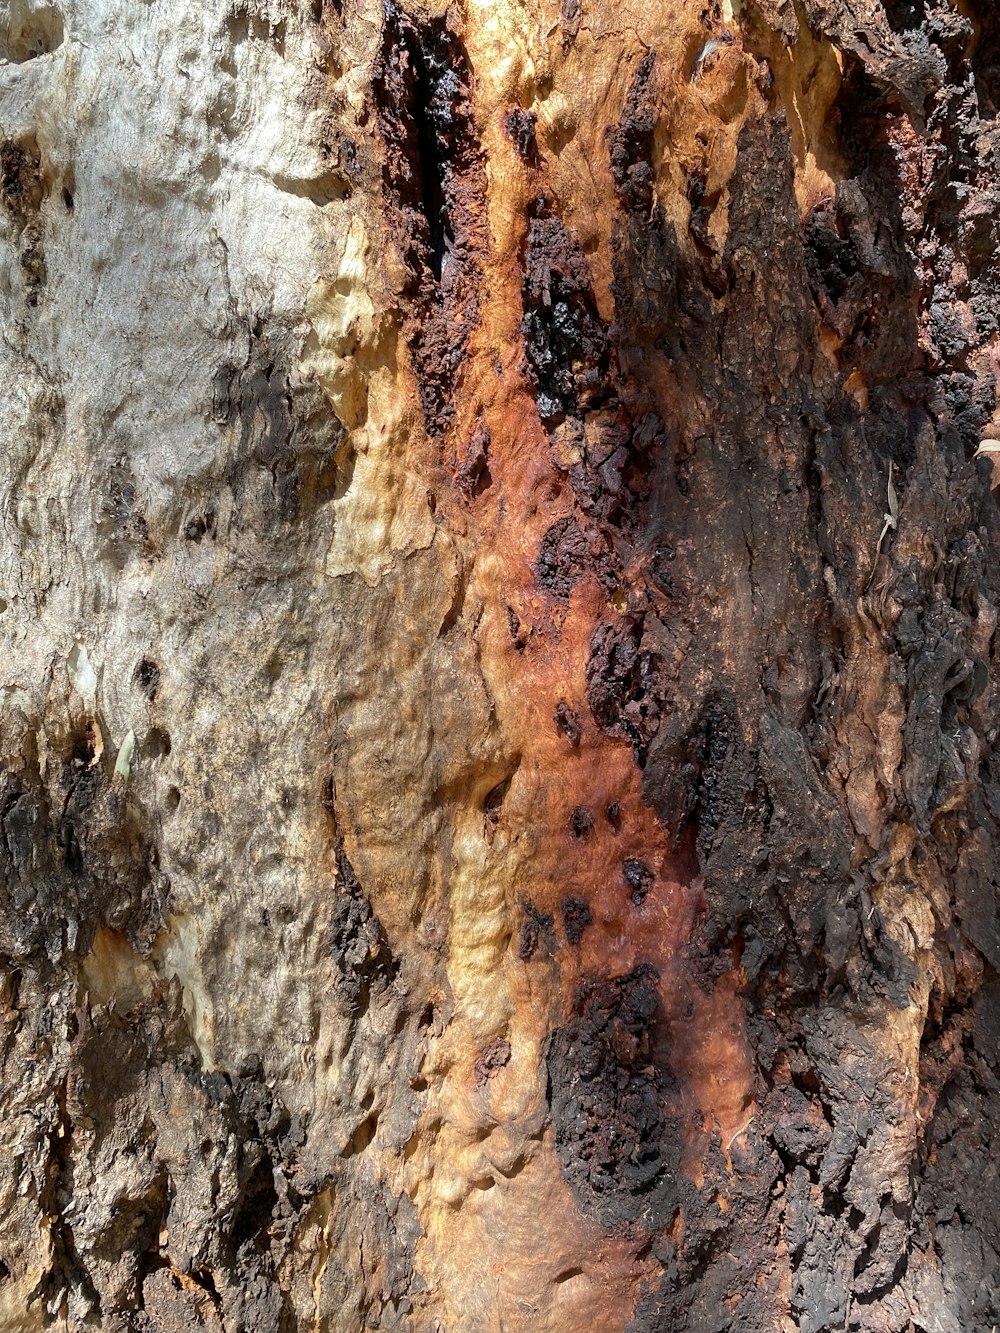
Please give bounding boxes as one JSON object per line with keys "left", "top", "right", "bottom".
{"left": 819, "top": 67, "right": 921, "bottom": 382}
{"left": 0, "top": 138, "right": 43, "bottom": 211}
{"left": 561, "top": 896, "right": 592, "bottom": 945}
{"left": 912, "top": 992, "right": 1000, "bottom": 1325}
{"left": 622, "top": 858, "right": 652, "bottom": 905}
{"left": 970, "top": 0, "right": 1000, "bottom": 112}
{"left": 592, "top": 26, "right": 1000, "bottom": 1317}
{"left": 803, "top": 181, "right": 915, "bottom": 377}
{"left": 518, "top": 897, "right": 555, "bottom": 961}
{"left": 536, "top": 515, "right": 591, "bottom": 598}
{"left": 330, "top": 842, "right": 397, "bottom": 1016}
{"left": 0, "top": 718, "right": 168, "bottom": 961}
{"left": 673, "top": 693, "right": 743, "bottom": 851}
{"left": 521, "top": 211, "right": 611, "bottom": 426}
{"left": 548, "top": 965, "right": 666, "bottom": 1222}
{"left": 1, "top": 135, "right": 47, "bottom": 304}
{"left": 586, "top": 620, "right": 666, "bottom": 761}
{"left": 42, "top": 1000, "right": 307, "bottom": 1326}
{"left": 372, "top": 3, "right": 486, "bottom": 435}
{"left": 503, "top": 107, "right": 539, "bottom": 166}
{"left": 607, "top": 52, "right": 657, "bottom": 213}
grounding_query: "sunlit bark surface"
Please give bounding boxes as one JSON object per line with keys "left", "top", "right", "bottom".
{"left": 3, "top": 0, "right": 1000, "bottom": 1328}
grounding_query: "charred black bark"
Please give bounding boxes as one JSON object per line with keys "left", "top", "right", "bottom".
{"left": 372, "top": 2, "right": 486, "bottom": 435}
{"left": 541, "top": 8, "right": 1000, "bottom": 1328}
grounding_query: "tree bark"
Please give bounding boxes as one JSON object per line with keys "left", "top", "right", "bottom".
{"left": 2, "top": 0, "right": 1000, "bottom": 1328}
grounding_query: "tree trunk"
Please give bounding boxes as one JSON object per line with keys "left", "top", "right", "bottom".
{"left": 2, "top": 0, "right": 1000, "bottom": 1328}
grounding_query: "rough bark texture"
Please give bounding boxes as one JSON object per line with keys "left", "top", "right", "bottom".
{"left": 2, "top": 0, "right": 1000, "bottom": 1329}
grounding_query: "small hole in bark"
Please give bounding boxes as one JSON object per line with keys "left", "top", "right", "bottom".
{"left": 0, "top": 2, "right": 64, "bottom": 62}
{"left": 456, "top": 424, "right": 492, "bottom": 497}
{"left": 184, "top": 511, "right": 214, "bottom": 542}
{"left": 506, "top": 605, "right": 527, "bottom": 652}
{"left": 413, "top": 66, "right": 451, "bottom": 279}
{"left": 503, "top": 107, "right": 540, "bottom": 165}
{"left": 554, "top": 701, "right": 581, "bottom": 746}
{"left": 569, "top": 806, "right": 593, "bottom": 838}
{"left": 62, "top": 187, "right": 73, "bottom": 211}
{"left": 165, "top": 787, "right": 181, "bottom": 814}
{"left": 59, "top": 818, "right": 83, "bottom": 872}
{"left": 231, "top": 1159, "right": 279, "bottom": 1250}
{"left": 554, "top": 1267, "right": 584, "bottom": 1283}
{"left": 71, "top": 727, "right": 98, "bottom": 767}
{"left": 484, "top": 776, "right": 512, "bottom": 822}
{"left": 192, "top": 1269, "right": 220, "bottom": 1302}
{"left": 135, "top": 657, "right": 160, "bottom": 700}
{"left": 342, "top": 1109, "right": 379, "bottom": 1158}
{"left": 142, "top": 727, "right": 171, "bottom": 760}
